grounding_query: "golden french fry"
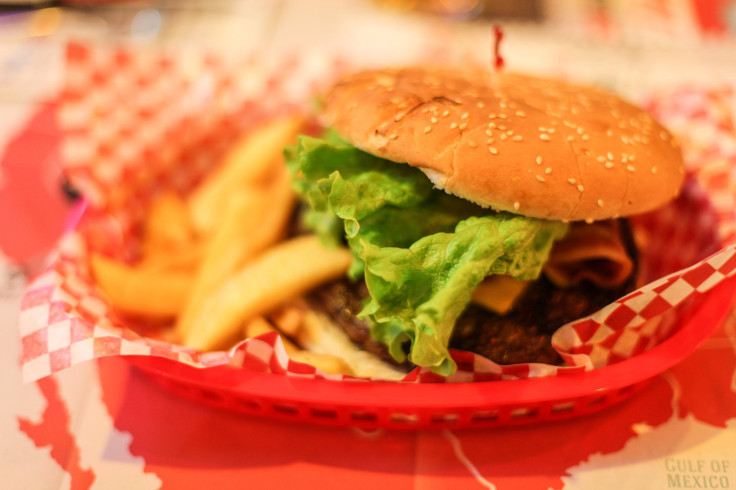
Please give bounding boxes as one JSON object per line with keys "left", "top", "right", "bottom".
{"left": 140, "top": 242, "right": 205, "bottom": 272}
{"left": 175, "top": 169, "right": 295, "bottom": 339}
{"left": 90, "top": 253, "right": 193, "bottom": 318}
{"left": 143, "top": 191, "right": 194, "bottom": 252}
{"left": 244, "top": 316, "right": 300, "bottom": 356}
{"left": 244, "top": 317, "right": 353, "bottom": 375}
{"left": 188, "top": 115, "right": 304, "bottom": 236}
{"left": 183, "top": 235, "right": 352, "bottom": 351}
{"left": 267, "top": 304, "right": 304, "bottom": 338}
{"left": 289, "top": 350, "right": 354, "bottom": 376}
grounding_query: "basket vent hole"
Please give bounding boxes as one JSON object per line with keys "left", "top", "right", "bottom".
{"left": 586, "top": 396, "right": 606, "bottom": 407}
{"left": 235, "top": 398, "right": 262, "bottom": 411}
{"left": 390, "top": 413, "right": 419, "bottom": 424}
{"left": 431, "top": 413, "right": 459, "bottom": 424}
{"left": 272, "top": 403, "right": 299, "bottom": 415}
{"left": 311, "top": 408, "right": 338, "bottom": 419}
{"left": 350, "top": 412, "right": 378, "bottom": 422}
{"left": 551, "top": 401, "right": 576, "bottom": 413}
{"left": 618, "top": 385, "right": 636, "bottom": 396}
{"left": 510, "top": 407, "right": 538, "bottom": 419}
{"left": 470, "top": 410, "right": 499, "bottom": 422}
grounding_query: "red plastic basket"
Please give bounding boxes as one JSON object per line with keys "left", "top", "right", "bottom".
{"left": 127, "top": 274, "right": 736, "bottom": 430}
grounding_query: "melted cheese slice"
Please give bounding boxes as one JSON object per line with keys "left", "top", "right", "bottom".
{"left": 471, "top": 275, "right": 529, "bottom": 314}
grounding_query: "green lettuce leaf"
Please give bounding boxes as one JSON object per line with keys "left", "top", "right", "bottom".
{"left": 286, "top": 134, "right": 568, "bottom": 375}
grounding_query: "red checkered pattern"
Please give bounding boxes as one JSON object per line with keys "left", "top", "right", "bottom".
{"left": 17, "top": 42, "right": 736, "bottom": 383}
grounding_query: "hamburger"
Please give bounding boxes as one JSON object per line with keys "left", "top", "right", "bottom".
{"left": 284, "top": 67, "right": 685, "bottom": 378}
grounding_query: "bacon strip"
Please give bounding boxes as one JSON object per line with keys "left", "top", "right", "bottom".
{"left": 544, "top": 220, "right": 634, "bottom": 289}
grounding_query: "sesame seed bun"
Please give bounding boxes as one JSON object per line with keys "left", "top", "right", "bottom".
{"left": 321, "top": 67, "right": 685, "bottom": 222}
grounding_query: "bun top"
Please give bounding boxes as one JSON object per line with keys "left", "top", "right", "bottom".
{"left": 321, "top": 67, "right": 685, "bottom": 222}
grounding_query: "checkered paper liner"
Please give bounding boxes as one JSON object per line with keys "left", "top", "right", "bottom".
{"left": 18, "top": 42, "right": 736, "bottom": 383}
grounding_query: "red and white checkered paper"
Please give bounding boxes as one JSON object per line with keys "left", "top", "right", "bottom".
{"left": 18, "top": 42, "right": 736, "bottom": 383}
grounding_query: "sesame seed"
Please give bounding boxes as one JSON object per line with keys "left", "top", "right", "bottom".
{"left": 568, "top": 178, "right": 577, "bottom": 185}
{"left": 606, "top": 129, "right": 614, "bottom": 137}
{"left": 489, "top": 146, "right": 498, "bottom": 155}
{"left": 545, "top": 167, "right": 552, "bottom": 174}
{"left": 548, "top": 128, "right": 556, "bottom": 134}
{"left": 539, "top": 134, "right": 551, "bottom": 141}
{"left": 442, "top": 110, "right": 450, "bottom": 117}
{"left": 424, "top": 126, "right": 432, "bottom": 134}
{"left": 596, "top": 156, "right": 606, "bottom": 163}
{"left": 487, "top": 138, "right": 495, "bottom": 144}
{"left": 629, "top": 154, "right": 636, "bottom": 161}
{"left": 500, "top": 134, "right": 507, "bottom": 141}
{"left": 536, "top": 156, "right": 543, "bottom": 165}
{"left": 605, "top": 162, "right": 614, "bottom": 169}
{"left": 626, "top": 165, "right": 636, "bottom": 172}
{"left": 577, "top": 184, "right": 585, "bottom": 192}
{"left": 469, "top": 141, "right": 477, "bottom": 148}
{"left": 607, "top": 152, "right": 614, "bottom": 160}
{"left": 499, "top": 113, "right": 508, "bottom": 119}
{"left": 459, "top": 122, "right": 468, "bottom": 130}
{"left": 394, "top": 115, "right": 403, "bottom": 122}
{"left": 516, "top": 111, "right": 526, "bottom": 117}
{"left": 536, "top": 175, "right": 546, "bottom": 182}
{"left": 498, "top": 125, "right": 507, "bottom": 131}
{"left": 576, "top": 127, "right": 584, "bottom": 134}
{"left": 488, "top": 122, "right": 496, "bottom": 129}
{"left": 477, "top": 102, "right": 485, "bottom": 108}
{"left": 597, "top": 199, "right": 604, "bottom": 207}
{"left": 450, "top": 122, "right": 458, "bottom": 129}
{"left": 422, "top": 108, "right": 429, "bottom": 113}
{"left": 489, "top": 113, "right": 497, "bottom": 119}
{"left": 512, "top": 135, "right": 523, "bottom": 141}
{"left": 461, "top": 113, "right": 469, "bottom": 120}
{"left": 513, "top": 202, "right": 520, "bottom": 210}
{"left": 485, "top": 129, "right": 493, "bottom": 136}
{"left": 567, "top": 135, "right": 575, "bottom": 142}
{"left": 431, "top": 117, "right": 438, "bottom": 124}
{"left": 389, "top": 134, "right": 398, "bottom": 140}
{"left": 582, "top": 134, "right": 590, "bottom": 140}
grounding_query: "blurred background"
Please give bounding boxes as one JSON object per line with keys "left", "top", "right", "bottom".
{"left": 1, "top": 0, "right": 735, "bottom": 105}
{"left": 1, "top": 1, "right": 735, "bottom": 258}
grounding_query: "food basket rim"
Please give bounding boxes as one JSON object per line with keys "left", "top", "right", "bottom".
{"left": 124, "top": 273, "right": 736, "bottom": 428}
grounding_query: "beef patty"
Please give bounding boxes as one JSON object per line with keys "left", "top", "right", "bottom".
{"left": 305, "top": 220, "right": 638, "bottom": 370}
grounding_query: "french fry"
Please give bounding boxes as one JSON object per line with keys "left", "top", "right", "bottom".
{"left": 183, "top": 235, "right": 352, "bottom": 351}
{"left": 244, "top": 317, "right": 354, "bottom": 376}
{"left": 289, "top": 350, "right": 354, "bottom": 376}
{"left": 90, "top": 253, "right": 194, "bottom": 318}
{"left": 140, "top": 242, "right": 205, "bottom": 273}
{"left": 188, "top": 115, "right": 304, "bottom": 236}
{"left": 267, "top": 304, "right": 305, "bottom": 338}
{"left": 175, "top": 168, "right": 295, "bottom": 339}
{"left": 245, "top": 316, "right": 300, "bottom": 356}
{"left": 142, "top": 190, "right": 194, "bottom": 253}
